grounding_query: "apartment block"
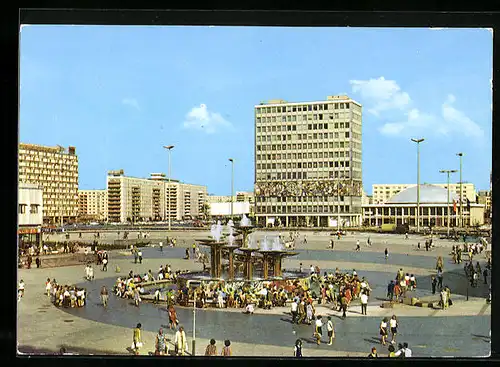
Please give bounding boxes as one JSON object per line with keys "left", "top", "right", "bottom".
{"left": 18, "top": 143, "right": 79, "bottom": 224}
{"left": 78, "top": 189, "right": 108, "bottom": 222}
{"left": 477, "top": 190, "right": 492, "bottom": 222}
{"left": 254, "top": 95, "right": 363, "bottom": 228}
{"left": 18, "top": 183, "right": 44, "bottom": 246}
{"left": 372, "top": 183, "right": 477, "bottom": 204}
{"left": 106, "top": 170, "right": 207, "bottom": 223}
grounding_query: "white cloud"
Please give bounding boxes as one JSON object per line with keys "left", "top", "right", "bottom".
{"left": 122, "top": 98, "right": 140, "bottom": 110}
{"left": 182, "top": 104, "right": 233, "bottom": 134}
{"left": 352, "top": 76, "right": 484, "bottom": 140}
{"left": 429, "top": 27, "right": 445, "bottom": 30}
{"left": 349, "top": 77, "right": 411, "bottom": 116}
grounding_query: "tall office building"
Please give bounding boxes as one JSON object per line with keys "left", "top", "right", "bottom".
{"left": 78, "top": 189, "right": 108, "bottom": 222}
{"left": 106, "top": 170, "right": 207, "bottom": 223}
{"left": 372, "top": 183, "right": 477, "bottom": 205}
{"left": 18, "top": 143, "right": 79, "bottom": 224}
{"left": 254, "top": 95, "right": 363, "bottom": 228}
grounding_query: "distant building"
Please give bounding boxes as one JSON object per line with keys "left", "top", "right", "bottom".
{"left": 362, "top": 184, "right": 485, "bottom": 228}
{"left": 372, "top": 183, "right": 477, "bottom": 205}
{"left": 18, "top": 183, "right": 43, "bottom": 247}
{"left": 106, "top": 170, "right": 207, "bottom": 223}
{"left": 477, "top": 190, "right": 492, "bottom": 224}
{"left": 18, "top": 143, "right": 79, "bottom": 224}
{"left": 207, "top": 191, "right": 254, "bottom": 217}
{"left": 78, "top": 189, "right": 108, "bottom": 222}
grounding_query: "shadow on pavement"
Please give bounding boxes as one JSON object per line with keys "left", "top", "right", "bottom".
{"left": 18, "top": 344, "right": 123, "bottom": 355}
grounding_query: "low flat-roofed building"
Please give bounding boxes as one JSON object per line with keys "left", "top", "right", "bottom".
{"left": 362, "top": 184, "right": 484, "bottom": 228}
{"left": 18, "top": 183, "right": 44, "bottom": 248}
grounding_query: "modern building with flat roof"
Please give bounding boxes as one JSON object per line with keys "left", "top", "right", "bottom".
{"left": 18, "top": 183, "right": 43, "bottom": 247}
{"left": 372, "top": 183, "right": 477, "bottom": 205}
{"left": 254, "top": 95, "right": 363, "bottom": 228}
{"left": 362, "top": 184, "right": 484, "bottom": 228}
{"left": 18, "top": 143, "right": 79, "bottom": 224}
{"left": 106, "top": 170, "right": 207, "bottom": 223}
{"left": 78, "top": 189, "right": 108, "bottom": 222}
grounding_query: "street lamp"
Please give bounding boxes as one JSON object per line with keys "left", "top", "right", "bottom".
{"left": 229, "top": 158, "right": 234, "bottom": 219}
{"left": 440, "top": 169, "right": 457, "bottom": 237}
{"left": 411, "top": 138, "right": 425, "bottom": 233}
{"left": 163, "top": 145, "right": 175, "bottom": 232}
{"left": 457, "top": 153, "right": 464, "bottom": 228}
{"left": 192, "top": 289, "right": 196, "bottom": 356}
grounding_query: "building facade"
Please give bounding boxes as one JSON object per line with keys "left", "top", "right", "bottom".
{"left": 372, "top": 183, "right": 477, "bottom": 205}
{"left": 18, "top": 143, "right": 79, "bottom": 224}
{"left": 106, "top": 170, "right": 207, "bottom": 223}
{"left": 254, "top": 95, "right": 363, "bottom": 228}
{"left": 208, "top": 191, "right": 254, "bottom": 217}
{"left": 18, "top": 183, "right": 44, "bottom": 247}
{"left": 78, "top": 189, "right": 108, "bottom": 222}
{"left": 363, "top": 185, "right": 485, "bottom": 228}
{"left": 477, "top": 190, "right": 492, "bottom": 223}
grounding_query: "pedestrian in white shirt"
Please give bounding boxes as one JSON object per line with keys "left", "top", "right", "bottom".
{"left": 360, "top": 291, "right": 368, "bottom": 315}
{"left": 389, "top": 315, "right": 398, "bottom": 344}
{"left": 326, "top": 316, "right": 335, "bottom": 345}
{"left": 291, "top": 300, "right": 298, "bottom": 324}
{"left": 394, "top": 342, "right": 412, "bottom": 357}
{"left": 314, "top": 316, "right": 323, "bottom": 345}
{"left": 18, "top": 280, "right": 25, "bottom": 301}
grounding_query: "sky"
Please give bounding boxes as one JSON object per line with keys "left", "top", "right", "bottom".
{"left": 19, "top": 26, "right": 493, "bottom": 195}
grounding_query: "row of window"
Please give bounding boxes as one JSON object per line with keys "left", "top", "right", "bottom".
{"left": 257, "top": 151, "right": 353, "bottom": 161}
{"left": 256, "top": 113, "right": 353, "bottom": 124}
{"left": 256, "top": 205, "right": 351, "bottom": 214}
{"left": 18, "top": 203, "right": 40, "bottom": 214}
{"left": 256, "top": 141, "right": 354, "bottom": 152}
{"left": 256, "top": 121, "right": 358, "bottom": 132}
{"left": 256, "top": 196, "right": 348, "bottom": 202}
{"left": 257, "top": 170, "right": 352, "bottom": 180}
{"left": 257, "top": 131, "right": 352, "bottom": 143}
{"left": 256, "top": 102, "right": 352, "bottom": 114}
{"left": 258, "top": 161, "right": 351, "bottom": 170}
{"left": 365, "top": 207, "right": 464, "bottom": 216}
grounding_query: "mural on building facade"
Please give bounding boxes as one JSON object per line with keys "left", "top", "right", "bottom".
{"left": 254, "top": 180, "right": 362, "bottom": 198}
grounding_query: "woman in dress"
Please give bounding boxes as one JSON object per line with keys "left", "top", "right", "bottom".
{"left": 168, "top": 304, "right": 178, "bottom": 329}
{"left": 380, "top": 317, "right": 389, "bottom": 346}
{"left": 133, "top": 323, "right": 142, "bottom": 355}
{"left": 306, "top": 301, "right": 314, "bottom": 325}
{"left": 155, "top": 328, "right": 167, "bottom": 355}
{"left": 293, "top": 339, "right": 303, "bottom": 358}
{"left": 174, "top": 326, "right": 187, "bottom": 356}
{"left": 389, "top": 315, "right": 398, "bottom": 344}
{"left": 205, "top": 339, "right": 217, "bottom": 356}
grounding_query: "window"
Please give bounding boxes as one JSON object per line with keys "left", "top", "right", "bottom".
{"left": 324, "top": 104, "right": 328, "bottom": 110}
{"left": 18, "top": 204, "right": 26, "bottom": 214}
{"left": 308, "top": 124, "right": 312, "bottom": 130}
{"left": 319, "top": 114, "right": 323, "bottom": 120}
{"left": 345, "top": 122, "right": 350, "bottom": 129}
{"left": 345, "top": 132, "right": 350, "bottom": 138}
{"left": 271, "top": 107, "right": 276, "bottom": 113}
{"left": 308, "top": 105, "right": 312, "bottom": 111}
{"left": 313, "top": 105, "right": 318, "bottom": 111}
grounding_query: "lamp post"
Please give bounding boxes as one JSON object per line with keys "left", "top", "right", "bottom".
{"left": 457, "top": 153, "right": 464, "bottom": 228}
{"left": 229, "top": 158, "right": 234, "bottom": 219}
{"left": 192, "top": 289, "right": 196, "bottom": 356}
{"left": 411, "top": 138, "right": 425, "bottom": 233}
{"left": 163, "top": 145, "right": 175, "bottom": 232}
{"left": 440, "top": 169, "right": 457, "bottom": 237}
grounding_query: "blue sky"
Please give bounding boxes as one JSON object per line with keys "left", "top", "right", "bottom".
{"left": 20, "top": 26, "right": 492, "bottom": 195}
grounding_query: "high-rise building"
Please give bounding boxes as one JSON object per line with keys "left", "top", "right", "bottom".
{"left": 106, "top": 170, "right": 207, "bottom": 223}
{"left": 372, "top": 183, "right": 477, "bottom": 204}
{"left": 78, "top": 189, "right": 108, "bottom": 222}
{"left": 254, "top": 95, "right": 363, "bottom": 228}
{"left": 18, "top": 143, "right": 79, "bottom": 224}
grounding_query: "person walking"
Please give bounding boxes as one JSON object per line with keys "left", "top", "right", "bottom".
{"left": 293, "top": 339, "right": 303, "bottom": 357}
{"left": 134, "top": 288, "right": 141, "bottom": 307}
{"left": 101, "top": 285, "right": 109, "bottom": 307}
{"left": 132, "top": 323, "right": 143, "bottom": 355}
{"left": 380, "top": 317, "right": 389, "bottom": 346}
{"left": 326, "top": 316, "right": 335, "bottom": 345}
{"left": 330, "top": 239, "right": 334, "bottom": 249}
{"left": 205, "top": 339, "right": 217, "bottom": 356}
{"left": 174, "top": 326, "right": 188, "bottom": 356}
{"left": 290, "top": 299, "right": 298, "bottom": 324}
{"left": 159, "top": 241, "right": 163, "bottom": 252}
{"left": 134, "top": 249, "right": 138, "bottom": 264}
{"left": 36, "top": 257, "right": 41, "bottom": 268}
{"left": 155, "top": 328, "right": 168, "bottom": 355}
{"left": 395, "top": 342, "right": 412, "bottom": 357}
{"left": 431, "top": 276, "right": 437, "bottom": 295}
{"left": 168, "top": 304, "right": 179, "bottom": 329}
{"left": 138, "top": 250, "right": 143, "bottom": 264}
{"left": 483, "top": 268, "right": 488, "bottom": 284}
{"left": 314, "top": 315, "right": 323, "bottom": 345}
{"left": 384, "top": 248, "right": 388, "bottom": 260}
{"left": 45, "top": 278, "right": 52, "bottom": 297}
{"left": 360, "top": 290, "right": 368, "bottom": 315}
{"left": 102, "top": 257, "right": 108, "bottom": 272}
{"left": 389, "top": 315, "right": 398, "bottom": 344}
{"left": 297, "top": 299, "right": 306, "bottom": 324}
{"left": 221, "top": 340, "right": 232, "bottom": 356}
{"left": 440, "top": 288, "right": 448, "bottom": 310}
{"left": 306, "top": 301, "right": 314, "bottom": 325}
{"left": 18, "top": 279, "right": 25, "bottom": 301}
{"left": 436, "top": 269, "right": 443, "bottom": 290}
{"left": 340, "top": 293, "right": 348, "bottom": 319}
{"left": 387, "top": 281, "right": 395, "bottom": 301}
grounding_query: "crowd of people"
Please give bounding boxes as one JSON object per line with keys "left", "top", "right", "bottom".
{"left": 45, "top": 278, "right": 87, "bottom": 308}
{"left": 386, "top": 268, "right": 417, "bottom": 302}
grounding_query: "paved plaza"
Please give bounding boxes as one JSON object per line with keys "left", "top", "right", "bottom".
{"left": 18, "top": 231, "right": 491, "bottom": 357}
